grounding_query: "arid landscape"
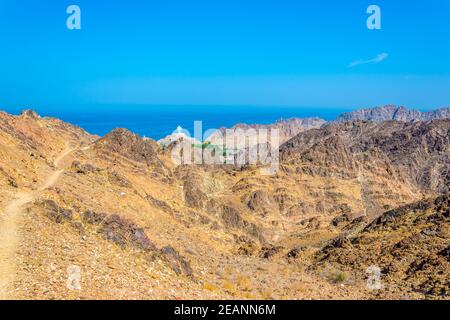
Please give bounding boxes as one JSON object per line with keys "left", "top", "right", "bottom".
{"left": 0, "top": 105, "right": 448, "bottom": 300}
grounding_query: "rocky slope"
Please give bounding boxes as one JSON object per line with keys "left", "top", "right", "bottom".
{"left": 158, "top": 105, "right": 450, "bottom": 148}
{"left": 0, "top": 109, "right": 448, "bottom": 300}
{"left": 314, "top": 194, "right": 449, "bottom": 299}
{"left": 336, "top": 105, "right": 450, "bottom": 123}
{"left": 281, "top": 120, "right": 450, "bottom": 197}
{"left": 203, "top": 117, "right": 326, "bottom": 145}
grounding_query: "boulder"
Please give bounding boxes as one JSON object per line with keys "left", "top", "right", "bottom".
{"left": 38, "top": 200, "right": 73, "bottom": 223}
{"left": 160, "top": 246, "right": 194, "bottom": 278}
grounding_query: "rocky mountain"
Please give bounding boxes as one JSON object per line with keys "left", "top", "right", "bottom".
{"left": 0, "top": 109, "right": 448, "bottom": 300}
{"left": 314, "top": 193, "right": 449, "bottom": 298}
{"left": 336, "top": 105, "right": 450, "bottom": 123}
{"left": 201, "top": 117, "right": 326, "bottom": 145}
{"left": 281, "top": 120, "right": 450, "bottom": 197}
{"left": 159, "top": 105, "right": 450, "bottom": 150}
{"left": 157, "top": 127, "right": 200, "bottom": 148}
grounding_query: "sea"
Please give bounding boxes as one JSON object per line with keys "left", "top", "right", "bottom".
{"left": 2, "top": 105, "right": 355, "bottom": 141}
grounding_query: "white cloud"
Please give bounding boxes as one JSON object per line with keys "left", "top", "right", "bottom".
{"left": 349, "top": 53, "right": 388, "bottom": 67}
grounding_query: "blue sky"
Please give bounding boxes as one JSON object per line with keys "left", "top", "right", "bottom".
{"left": 0, "top": 0, "right": 449, "bottom": 110}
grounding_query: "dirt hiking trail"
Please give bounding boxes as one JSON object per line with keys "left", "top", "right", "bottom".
{"left": 0, "top": 146, "right": 76, "bottom": 299}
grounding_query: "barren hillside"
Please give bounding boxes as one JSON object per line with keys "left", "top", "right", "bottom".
{"left": 0, "top": 110, "right": 448, "bottom": 300}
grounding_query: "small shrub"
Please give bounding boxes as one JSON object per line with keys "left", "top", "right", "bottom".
{"left": 330, "top": 271, "right": 347, "bottom": 283}
{"left": 203, "top": 282, "right": 218, "bottom": 291}
{"left": 236, "top": 275, "right": 251, "bottom": 291}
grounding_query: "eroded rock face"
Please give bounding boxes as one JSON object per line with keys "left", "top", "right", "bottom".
{"left": 259, "top": 245, "right": 283, "bottom": 259}
{"left": 287, "top": 202, "right": 316, "bottom": 217}
{"left": 82, "top": 210, "right": 157, "bottom": 251}
{"left": 83, "top": 210, "right": 107, "bottom": 225}
{"left": 94, "top": 128, "right": 159, "bottom": 164}
{"left": 298, "top": 217, "right": 321, "bottom": 230}
{"left": 236, "top": 235, "right": 258, "bottom": 256}
{"left": 207, "top": 117, "right": 327, "bottom": 145}
{"left": 0, "top": 167, "right": 18, "bottom": 188}
{"left": 146, "top": 195, "right": 174, "bottom": 214}
{"left": 38, "top": 200, "right": 73, "bottom": 223}
{"left": 97, "top": 214, "right": 157, "bottom": 251}
{"left": 2, "top": 107, "right": 449, "bottom": 299}
{"left": 246, "top": 190, "right": 273, "bottom": 212}
{"left": 107, "top": 171, "right": 132, "bottom": 188}
{"left": 314, "top": 193, "right": 450, "bottom": 298}
{"left": 81, "top": 211, "right": 195, "bottom": 278}
{"left": 281, "top": 120, "right": 450, "bottom": 194}
{"left": 218, "top": 205, "right": 265, "bottom": 242}
{"left": 331, "top": 213, "right": 351, "bottom": 227}
{"left": 160, "top": 246, "right": 193, "bottom": 278}
{"left": 335, "top": 105, "right": 450, "bottom": 123}
{"left": 183, "top": 176, "right": 207, "bottom": 209}
{"left": 364, "top": 194, "right": 449, "bottom": 232}
{"left": 71, "top": 161, "right": 101, "bottom": 174}
{"left": 221, "top": 205, "right": 243, "bottom": 229}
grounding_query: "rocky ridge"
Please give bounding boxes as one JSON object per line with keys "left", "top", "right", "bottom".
{"left": 314, "top": 194, "right": 449, "bottom": 298}
{"left": 0, "top": 107, "right": 449, "bottom": 300}
{"left": 336, "top": 105, "right": 450, "bottom": 123}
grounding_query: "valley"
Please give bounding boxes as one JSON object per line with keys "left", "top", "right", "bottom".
{"left": 0, "top": 106, "right": 448, "bottom": 300}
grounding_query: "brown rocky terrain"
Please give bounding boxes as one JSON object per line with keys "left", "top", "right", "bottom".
{"left": 314, "top": 194, "right": 449, "bottom": 299}
{"left": 0, "top": 109, "right": 448, "bottom": 300}
{"left": 207, "top": 117, "right": 327, "bottom": 144}
{"left": 281, "top": 120, "right": 449, "bottom": 198}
